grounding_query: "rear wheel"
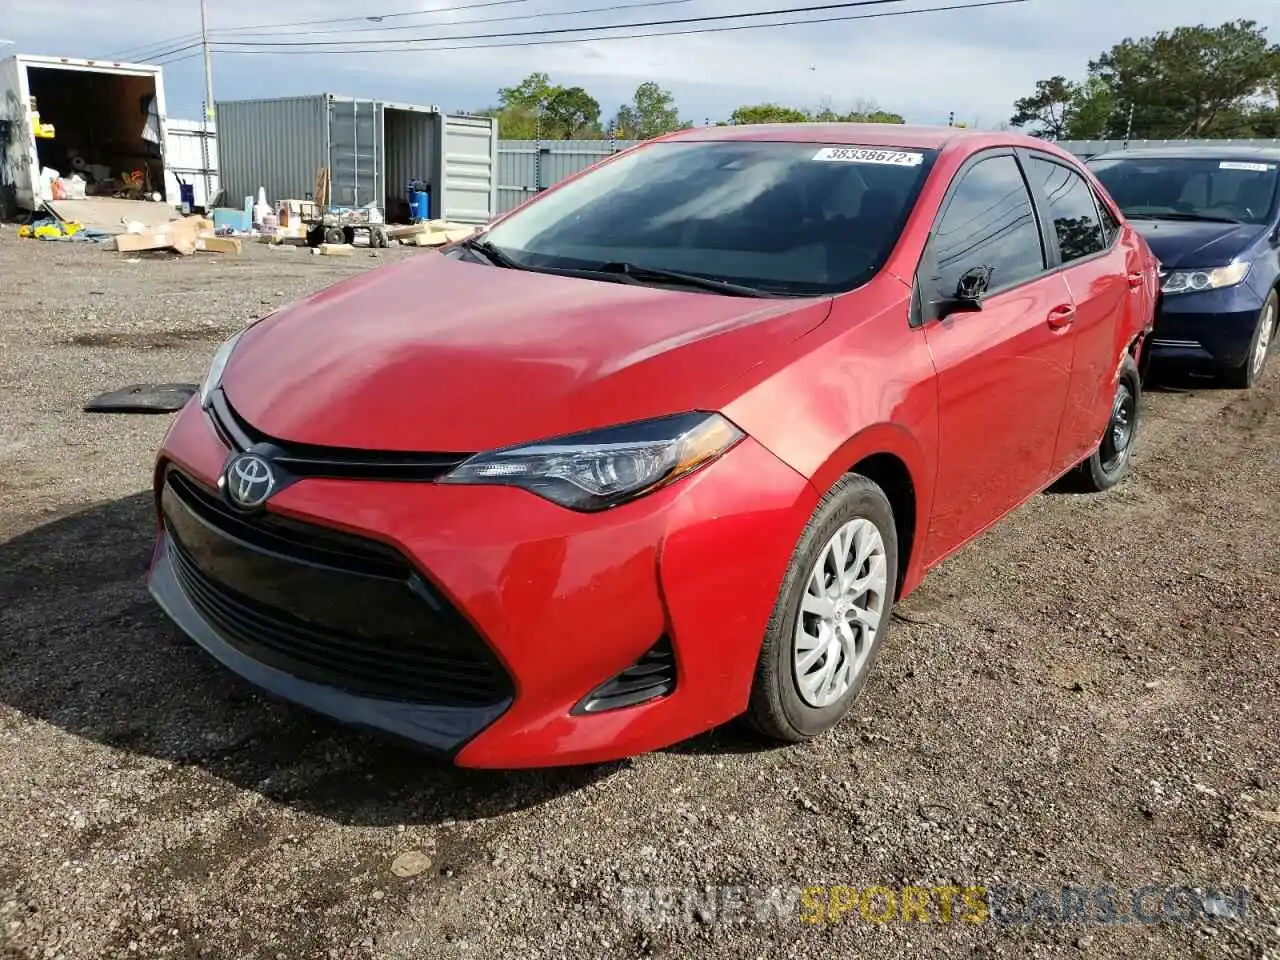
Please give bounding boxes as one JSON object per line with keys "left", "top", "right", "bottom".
{"left": 744, "top": 474, "right": 898, "bottom": 742}
{"left": 1221, "top": 290, "right": 1277, "bottom": 389}
{"left": 1072, "top": 353, "right": 1141, "bottom": 493}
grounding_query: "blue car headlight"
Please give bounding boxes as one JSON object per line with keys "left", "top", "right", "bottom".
{"left": 1161, "top": 261, "right": 1250, "bottom": 295}
{"left": 441, "top": 412, "right": 745, "bottom": 511}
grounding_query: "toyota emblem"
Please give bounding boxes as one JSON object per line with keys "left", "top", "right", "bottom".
{"left": 223, "top": 453, "right": 276, "bottom": 509}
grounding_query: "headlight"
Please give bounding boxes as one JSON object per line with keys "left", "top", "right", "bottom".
{"left": 1161, "top": 262, "right": 1250, "bottom": 295}
{"left": 199, "top": 330, "right": 244, "bottom": 407}
{"left": 441, "top": 412, "right": 745, "bottom": 511}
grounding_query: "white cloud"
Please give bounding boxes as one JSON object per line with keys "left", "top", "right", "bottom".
{"left": 5, "top": 0, "right": 1279, "bottom": 125}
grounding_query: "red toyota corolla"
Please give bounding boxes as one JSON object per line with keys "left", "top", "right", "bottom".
{"left": 149, "top": 125, "right": 1157, "bottom": 768}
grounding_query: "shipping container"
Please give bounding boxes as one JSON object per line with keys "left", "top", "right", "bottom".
{"left": 0, "top": 53, "right": 174, "bottom": 218}
{"left": 215, "top": 94, "right": 497, "bottom": 224}
{"left": 163, "top": 118, "right": 218, "bottom": 211}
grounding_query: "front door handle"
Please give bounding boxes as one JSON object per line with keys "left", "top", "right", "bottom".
{"left": 1047, "top": 304, "right": 1076, "bottom": 330}
{"left": 1127, "top": 272, "right": 1145, "bottom": 289}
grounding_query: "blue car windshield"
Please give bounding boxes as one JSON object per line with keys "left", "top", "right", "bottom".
{"left": 481, "top": 140, "right": 937, "bottom": 296}
{"left": 1089, "top": 156, "right": 1280, "bottom": 226}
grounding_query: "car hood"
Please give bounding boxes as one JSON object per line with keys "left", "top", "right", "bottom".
{"left": 221, "top": 254, "right": 832, "bottom": 452}
{"left": 1128, "top": 219, "right": 1266, "bottom": 269}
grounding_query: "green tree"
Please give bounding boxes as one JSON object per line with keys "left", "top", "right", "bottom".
{"left": 840, "top": 98, "right": 905, "bottom": 123}
{"left": 1011, "top": 20, "right": 1280, "bottom": 140}
{"left": 478, "top": 72, "right": 604, "bottom": 139}
{"left": 612, "top": 81, "right": 685, "bottom": 139}
{"left": 543, "top": 86, "right": 602, "bottom": 138}
{"left": 1067, "top": 77, "right": 1116, "bottom": 139}
{"left": 729, "top": 100, "right": 904, "bottom": 125}
{"left": 1010, "top": 76, "right": 1078, "bottom": 138}
{"left": 728, "top": 103, "right": 812, "bottom": 124}
{"left": 1091, "top": 20, "right": 1278, "bottom": 137}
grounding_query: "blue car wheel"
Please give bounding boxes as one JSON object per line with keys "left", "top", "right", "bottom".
{"left": 1223, "top": 290, "right": 1278, "bottom": 389}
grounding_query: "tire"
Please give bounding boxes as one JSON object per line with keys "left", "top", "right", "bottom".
{"left": 1073, "top": 353, "right": 1141, "bottom": 493}
{"left": 323, "top": 227, "right": 345, "bottom": 246}
{"left": 744, "top": 474, "right": 899, "bottom": 743}
{"left": 1221, "top": 290, "right": 1277, "bottom": 389}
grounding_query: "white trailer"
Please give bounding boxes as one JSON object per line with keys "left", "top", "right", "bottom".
{"left": 0, "top": 53, "right": 175, "bottom": 221}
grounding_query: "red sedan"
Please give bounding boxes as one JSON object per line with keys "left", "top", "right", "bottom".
{"left": 149, "top": 125, "right": 1158, "bottom": 768}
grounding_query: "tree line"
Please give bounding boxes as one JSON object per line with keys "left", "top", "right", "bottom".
{"left": 473, "top": 73, "right": 905, "bottom": 140}
{"left": 1010, "top": 19, "right": 1280, "bottom": 140}
{"left": 476, "top": 19, "right": 1280, "bottom": 143}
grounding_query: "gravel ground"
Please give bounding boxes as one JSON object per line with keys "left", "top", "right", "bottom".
{"left": 0, "top": 228, "right": 1277, "bottom": 960}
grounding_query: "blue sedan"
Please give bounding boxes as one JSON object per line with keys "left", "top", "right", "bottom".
{"left": 1088, "top": 146, "right": 1279, "bottom": 388}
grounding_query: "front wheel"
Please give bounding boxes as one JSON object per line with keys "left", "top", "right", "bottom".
{"left": 1072, "top": 353, "right": 1141, "bottom": 493}
{"left": 1221, "top": 290, "right": 1277, "bottom": 389}
{"left": 744, "top": 474, "right": 898, "bottom": 743}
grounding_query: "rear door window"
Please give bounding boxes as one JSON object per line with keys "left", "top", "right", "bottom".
{"left": 1027, "top": 156, "right": 1107, "bottom": 263}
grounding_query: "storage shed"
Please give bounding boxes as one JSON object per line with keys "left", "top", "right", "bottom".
{"left": 0, "top": 53, "right": 174, "bottom": 219}
{"left": 215, "top": 94, "right": 498, "bottom": 224}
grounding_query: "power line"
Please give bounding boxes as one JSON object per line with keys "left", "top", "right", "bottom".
{"left": 235, "top": 0, "right": 698, "bottom": 37}
{"left": 182, "top": 0, "right": 933, "bottom": 47}
{"left": 134, "top": 0, "right": 698, "bottom": 62}
{"left": 159, "top": 0, "right": 1026, "bottom": 60}
{"left": 108, "top": 0, "right": 539, "bottom": 61}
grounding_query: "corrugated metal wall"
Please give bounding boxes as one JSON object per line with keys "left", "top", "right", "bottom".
{"left": 164, "top": 119, "right": 219, "bottom": 208}
{"left": 382, "top": 107, "right": 437, "bottom": 220}
{"left": 216, "top": 95, "right": 328, "bottom": 206}
{"left": 496, "top": 139, "right": 638, "bottom": 213}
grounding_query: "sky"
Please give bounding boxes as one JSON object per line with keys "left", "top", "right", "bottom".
{"left": 3, "top": 0, "right": 1278, "bottom": 129}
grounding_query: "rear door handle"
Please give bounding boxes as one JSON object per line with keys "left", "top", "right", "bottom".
{"left": 1047, "top": 304, "right": 1076, "bottom": 330}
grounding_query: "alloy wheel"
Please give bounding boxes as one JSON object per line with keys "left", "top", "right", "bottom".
{"left": 1099, "top": 381, "right": 1135, "bottom": 473}
{"left": 793, "top": 517, "right": 888, "bottom": 708}
{"left": 1253, "top": 299, "right": 1276, "bottom": 378}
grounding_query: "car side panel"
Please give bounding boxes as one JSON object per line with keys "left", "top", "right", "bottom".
{"left": 1051, "top": 246, "right": 1136, "bottom": 474}
{"left": 921, "top": 273, "right": 1075, "bottom": 563}
{"left": 721, "top": 281, "right": 940, "bottom": 598}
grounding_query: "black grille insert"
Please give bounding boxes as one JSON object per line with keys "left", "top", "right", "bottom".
{"left": 162, "top": 467, "right": 512, "bottom": 707}
{"left": 573, "top": 637, "right": 677, "bottom": 714}
{"left": 208, "top": 389, "right": 471, "bottom": 482}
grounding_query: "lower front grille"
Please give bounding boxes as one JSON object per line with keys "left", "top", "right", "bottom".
{"left": 573, "top": 637, "right": 677, "bottom": 714}
{"left": 162, "top": 467, "right": 512, "bottom": 708}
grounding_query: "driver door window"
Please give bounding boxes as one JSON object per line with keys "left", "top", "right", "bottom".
{"left": 932, "top": 155, "right": 1046, "bottom": 296}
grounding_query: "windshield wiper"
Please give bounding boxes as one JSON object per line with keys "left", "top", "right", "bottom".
{"left": 459, "top": 234, "right": 523, "bottom": 269}
{"left": 1131, "top": 211, "right": 1242, "bottom": 224}
{"left": 591, "top": 261, "right": 776, "bottom": 298}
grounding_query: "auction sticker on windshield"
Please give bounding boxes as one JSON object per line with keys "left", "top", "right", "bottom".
{"left": 813, "top": 147, "right": 924, "bottom": 166}
{"left": 1219, "top": 161, "right": 1274, "bottom": 172}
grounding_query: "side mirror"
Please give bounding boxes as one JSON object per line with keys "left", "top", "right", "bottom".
{"left": 934, "top": 265, "right": 993, "bottom": 319}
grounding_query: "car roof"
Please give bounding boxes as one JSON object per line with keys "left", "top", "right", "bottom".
{"left": 658, "top": 123, "right": 1059, "bottom": 153}
{"left": 1088, "top": 145, "right": 1280, "bottom": 163}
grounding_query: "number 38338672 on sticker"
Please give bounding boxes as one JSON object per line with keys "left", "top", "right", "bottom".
{"left": 812, "top": 146, "right": 925, "bottom": 165}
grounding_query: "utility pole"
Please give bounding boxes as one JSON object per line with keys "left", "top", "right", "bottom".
{"left": 199, "top": 0, "right": 215, "bottom": 209}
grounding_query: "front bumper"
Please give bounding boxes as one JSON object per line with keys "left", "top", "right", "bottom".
{"left": 1149, "top": 282, "right": 1266, "bottom": 366}
{"left": 148, "top": 397, "right": 815, "bottom": 768}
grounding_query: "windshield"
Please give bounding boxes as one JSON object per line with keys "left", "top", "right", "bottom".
{"left": 481, "top": 140, "right": 937, "bottom": 296}
{"left": 1088, "top": 156, "right": 1279, "bottom": 225}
